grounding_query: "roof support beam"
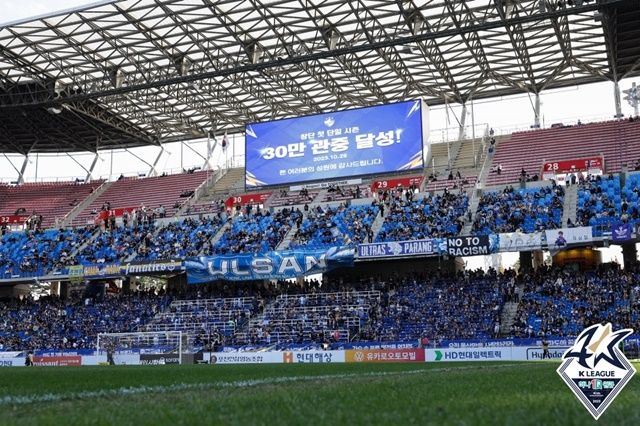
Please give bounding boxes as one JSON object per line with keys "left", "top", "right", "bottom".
{"left": 0, "top": 0, "right": 619, "bottom": 111}
{"left": 398, "top": 0, "right": 462, "bottom": 102}
{"left": 494, "top": 0, "right": 538, "bottom": 93}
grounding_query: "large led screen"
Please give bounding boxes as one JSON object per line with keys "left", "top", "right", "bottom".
{"left": 245, "top": 100, "right": 425, "bottom": 187}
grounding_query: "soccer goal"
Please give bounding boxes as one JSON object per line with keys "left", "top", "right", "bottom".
{"left": 97, "top": 331, "right": 187, "bottom": 365}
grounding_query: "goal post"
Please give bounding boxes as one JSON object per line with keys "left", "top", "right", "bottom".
{"left": 96, "top": 331, "right": 187, "bottom": 365}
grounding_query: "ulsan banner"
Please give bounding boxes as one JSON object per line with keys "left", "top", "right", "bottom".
{"left": 498, "top": 231, "right": 543, "bottom": 252}
{"left": 185, "top": 246, "right": 355, "bottom": 283}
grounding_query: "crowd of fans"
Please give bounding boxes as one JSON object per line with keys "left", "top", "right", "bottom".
{"left": 1, "top": 227, "right": 97, "bottom": 276}
{"left": 1, "top": 263, "right": 640, "bottom": 352}
{"left": 289, "top": 203, "right": 379, "bottom": 248}
{"left": 76, "top": 224, "right": 155, "bottom": 264}
{"left": 509, "top": 264, "right": 638, "bottom": 338}
{"left": 375, "top": 192, "right": 469, "bottom": 241}
{"left": 211, "top": 207, "right": 300, "bottom": 254}
{"left": 575, "top": 174, "right": 622, "bottom": 233}
{"left": 137, "top": 215, "right": 226, "bottom": 260}
{"left": 0, "top": 291, "right": 169, "bottom": 351}
{"left": 472, "top": 184, "right": 564, "bottom": 234}
{"left": 370, "top": 269, "right": 507, "bottom": 342}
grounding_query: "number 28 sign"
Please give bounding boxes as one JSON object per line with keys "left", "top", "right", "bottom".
{"left": 542, "top": 156, "right": 603, "bottom": 174}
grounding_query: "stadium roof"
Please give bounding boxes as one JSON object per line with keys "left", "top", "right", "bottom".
{"left": 0, "top": 0, "right": 639, "bottom": 154}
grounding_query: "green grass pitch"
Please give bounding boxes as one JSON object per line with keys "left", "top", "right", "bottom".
{"left": 1, "top": 362, "right": 638, "bottom": 426}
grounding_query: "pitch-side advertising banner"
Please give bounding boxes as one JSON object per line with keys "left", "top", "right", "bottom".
{"left": 345, "top": 349, "right": 425, "bottom": 362}
{"left": 498, "top": 231, "right": 544, "bottom": 252}
{"left": 245, "top": 100, "right": 425, "bottom": 187}
{"left": 185, "top": 246, "right": 355, "bottom": 283}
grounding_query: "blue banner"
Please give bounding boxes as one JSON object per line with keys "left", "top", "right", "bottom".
{"left": 245, "top": 100, "right": 424, "bottom": 187}
{"left": 612, "top": 222, "right": 632, "bottom": 242}
{"left": 185, "top": 246, "right": 355, "bottom": 283}
{"left": 358, "top": 239, "right": 435, "bottom": 258}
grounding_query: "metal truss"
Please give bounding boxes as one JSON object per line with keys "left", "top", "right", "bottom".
{"left": 0, "top": 0, "right": 637, "bottom": 153}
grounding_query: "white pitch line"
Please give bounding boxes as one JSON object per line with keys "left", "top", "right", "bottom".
{"left": 0, "top": 363, "right": 535, "bottom": 406}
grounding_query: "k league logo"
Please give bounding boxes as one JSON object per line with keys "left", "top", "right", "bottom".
{"left": 557, "top": 323, "right": 636, "bottom": 420}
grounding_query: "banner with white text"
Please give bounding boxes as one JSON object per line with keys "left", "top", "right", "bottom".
{"left": 357, "top": 239, "right": 435, "bottom": 258}
{"left": 445, "top": 235, "right": 498, "bottom": 257}
{"left": 185, "top": 246, "right": 354, "bottom": 283}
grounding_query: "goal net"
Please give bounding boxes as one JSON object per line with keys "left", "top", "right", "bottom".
{"left": 96, "top": 331, "right": 186, "bottom": 365}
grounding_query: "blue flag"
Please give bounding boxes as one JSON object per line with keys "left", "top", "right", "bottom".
{"left": 612, "top": 223, "right": 632, "bottom": 242}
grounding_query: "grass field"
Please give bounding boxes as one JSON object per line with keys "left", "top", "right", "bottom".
{"left": 1, "top": 362, "right": 638, "bottom": 426}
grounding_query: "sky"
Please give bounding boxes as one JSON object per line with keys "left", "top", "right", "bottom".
{"left": 0, "top": 0, "right": 631, "bottom": 267}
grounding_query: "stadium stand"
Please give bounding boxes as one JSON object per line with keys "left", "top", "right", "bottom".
{"left": 288, "top": 203, "right": 379, "bottom": 249}
{"left": 233, "top": 290, "right": 380, "bottom": 345}
{"left": 73, "top": 171, "right": 211, "bottom": 226}
{"left": 0, "top": 292, "right": 170, "bottom": 351}
{"left": 211, "top": 208, "right": 301, "bottom": 254}
{"left": 472, "top": 184, "right": 564, "bottom": 234}
{"left": 318, "top": 184, "right": 370, "bottom": 202}
{"left": 135, "top": 215, "right": 226, "bottom": 260}
{"left": 510, "top": 267, "right": 637, "bottom": 338}
{"left": 1, "top": 266, "right": 639, "bottom": 352}
{"left": 0, "top": 180, "right": 104, "bottom": 229}
{"left": 375, "top": 192, "right": 469, "bottom": 241}
{"left": 486, "top": 120, "right": 640, "bottom": 186}
{"left": 142, "top": 296, "right": 259, "bottom": 338}
{"left": 75, "top": 224, "right": 155, "bottom": 264}
{"left": 373, "top": 275, "right": 504, "bottom": 342}
{"left": 576, "top": 174, "right": 622, "bottom": 236}
{"left": 0, "top": 227, "right": 97, "bottom": 278}
{"left": 268, "top": 189, "right": 319, "bottom": 208}
{"left": 423, "top": 173, "right": 477, "bottom": 193}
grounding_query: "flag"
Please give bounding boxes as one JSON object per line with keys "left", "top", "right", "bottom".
{"left": 222, "top": 131, "right": 229, "bottom": 150}
{"left": 206, "top": 132, "right": 212, "bottom": 157}
{"left": 612, "top": 223, "right": 632, "bottom": 242}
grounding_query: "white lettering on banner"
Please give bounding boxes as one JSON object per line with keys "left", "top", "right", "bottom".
{"left": 447, "top": 237, "right": 489, "bottom": 257}
{"left": 304, "top": 255, "right": 324, "bottom": 271}
{"left": 403, "top": 241, "right": 431, "bottom": 253}
{"left": 448, "top": 246, "right": 489, "bottom": 256}
{"left": 205, "top": 254, "right": 327, "bottom": 278}
{"left": 123, "top": 260, "right": 179, "bottom": 275}
{"left": 230, "top": 261, "right": 250, "bottom": 276}
{"left": 360, "top": 245, "right": 387, "bottom": 257}
{"left": 250, "top": 258, "right": 274, "bottom": 275}
{"left": 337, "top": 159, "right": 382, "bottom": 169}
{"left": 277, "top": 257, "right": 303, "bottom": 274}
